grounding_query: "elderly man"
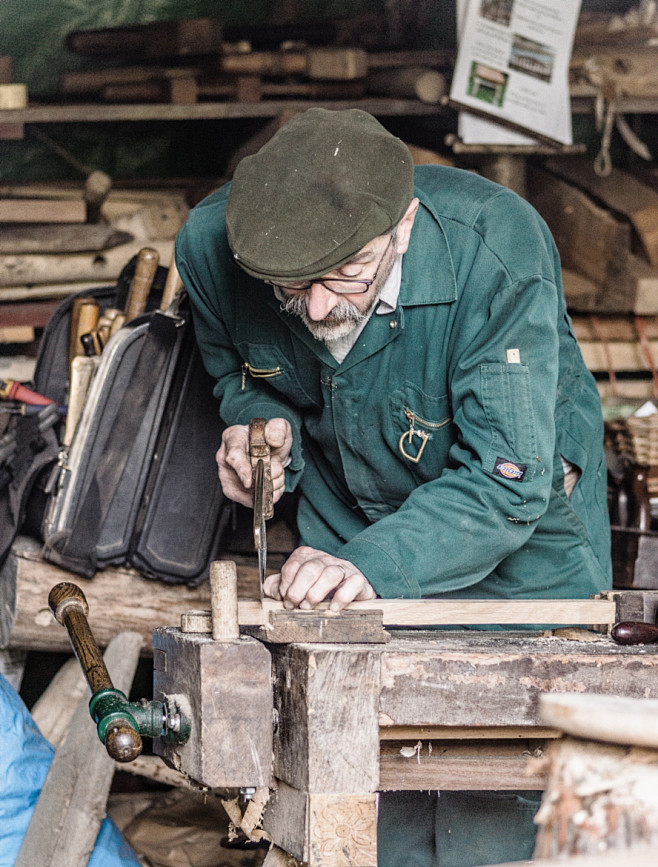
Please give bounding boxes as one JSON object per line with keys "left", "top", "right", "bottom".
{"left": 176, "top": 108, "right": 611, "bottom": 866}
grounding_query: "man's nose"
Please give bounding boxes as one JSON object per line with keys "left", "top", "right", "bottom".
{"left": 305, "top": 282, "right": 339, "bottom": 321}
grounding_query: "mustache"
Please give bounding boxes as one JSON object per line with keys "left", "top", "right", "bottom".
{"left": 279, "top": 292, "right": 365, "bottom": 325}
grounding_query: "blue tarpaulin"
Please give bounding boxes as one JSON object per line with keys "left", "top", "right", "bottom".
{"left": 0, "top": 672, "right": 141, "bottom": 867}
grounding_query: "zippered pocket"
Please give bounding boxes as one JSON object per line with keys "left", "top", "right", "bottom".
{"left": 241, "top": 362, "right": 282, "bottom": 390}
{"left": 399, "top": 406, "right": 452, "bottom": 463}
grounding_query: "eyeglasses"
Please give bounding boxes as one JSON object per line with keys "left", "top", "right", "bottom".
{"left": 265, "top": 235, "right": 394, "bottom": 295}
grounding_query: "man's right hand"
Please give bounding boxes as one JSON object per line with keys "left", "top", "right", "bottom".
{"left": 216, "top": 417, "right": 292, "bottom": 508}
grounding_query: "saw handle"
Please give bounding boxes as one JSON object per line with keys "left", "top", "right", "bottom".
{"left": 249, "top": 417, "right": 274, "bottom": 519}
{"left": 48, "top": 582, "right": 142, "bottom": 762}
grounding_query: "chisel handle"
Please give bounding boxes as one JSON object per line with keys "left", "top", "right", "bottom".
{"left": 611, "top": 620, "right": 658, "bottom": 645}
{"left": 125, "top": 246, "right": 159, "bottom": 320}
{"left": 69, "top": 297, "right": 99, "bottom": 363}
{"left": 160, "top": 256, "right": 184, "bottom": 312}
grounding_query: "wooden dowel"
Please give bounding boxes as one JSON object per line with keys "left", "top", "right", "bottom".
{"left": 210, "top": 560, "right": 239, "bottom": 642}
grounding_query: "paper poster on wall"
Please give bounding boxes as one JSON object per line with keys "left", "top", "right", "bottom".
{"left": 450, "top": 0, "right": 582, "bottom": 146}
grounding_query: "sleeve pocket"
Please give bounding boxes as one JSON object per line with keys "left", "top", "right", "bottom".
{"left": 480, "top": 362, "right": 538, "bottom": 481}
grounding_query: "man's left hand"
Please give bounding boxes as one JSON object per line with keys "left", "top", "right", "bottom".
{"left": 263, "top": 546, "right": 377, "bottom": 611}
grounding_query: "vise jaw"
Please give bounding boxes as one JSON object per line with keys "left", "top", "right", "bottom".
{"left": 153, "top": 625, "right": 273, "bottom": 789}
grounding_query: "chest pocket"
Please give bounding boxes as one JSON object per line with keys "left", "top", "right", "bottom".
{"left": 390, "top": 384, "right": 454, "bottom": 483}
{"left": 236, "top": 343, "right": 320, "bottom": 407}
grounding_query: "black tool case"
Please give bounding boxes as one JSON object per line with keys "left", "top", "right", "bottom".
{"left": 33, "top": 260, "right": 228, "bottom": 585}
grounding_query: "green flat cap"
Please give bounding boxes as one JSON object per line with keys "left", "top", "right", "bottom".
{"left": 226, "top": 108, "right": 414, "bottom": 282}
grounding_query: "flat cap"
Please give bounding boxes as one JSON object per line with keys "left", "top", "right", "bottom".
{"left": 226, "top": 108, "right": 414, "bottom": 281}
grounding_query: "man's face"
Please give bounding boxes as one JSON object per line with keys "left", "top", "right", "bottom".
{"left": 277, "top": 232, "right": 398, "bottom": 341}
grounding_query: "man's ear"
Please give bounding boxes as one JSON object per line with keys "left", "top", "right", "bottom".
{"left": 393, "top": 198, "right": 420, "bottom": 255}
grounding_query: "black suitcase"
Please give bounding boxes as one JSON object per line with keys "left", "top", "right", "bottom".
{"left": 35, "top": 257, "right": 228, "bottom": 585}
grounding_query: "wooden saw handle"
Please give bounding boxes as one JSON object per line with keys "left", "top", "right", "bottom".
{"left": 249, "top": 417, "right": 274, "bottom": 519}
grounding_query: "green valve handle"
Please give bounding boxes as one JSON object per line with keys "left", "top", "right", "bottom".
{"left": 48, "top": 582, "right": 190, "bottom": 762}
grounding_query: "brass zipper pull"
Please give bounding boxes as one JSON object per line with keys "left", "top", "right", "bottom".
{"left": 399, "top": 410, "right": 430, "bottom": 464}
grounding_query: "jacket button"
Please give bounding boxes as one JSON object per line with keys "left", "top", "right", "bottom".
{"left": 389, "top": 320, "right": 397, "bottom": 329}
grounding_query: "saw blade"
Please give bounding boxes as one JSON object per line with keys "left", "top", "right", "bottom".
{"left": 253, "top": 457, "right": 267, "bottom": 600}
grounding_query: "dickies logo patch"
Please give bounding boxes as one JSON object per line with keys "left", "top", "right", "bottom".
{"left": 493, "top": 457, "right": 527, "bottom": 481}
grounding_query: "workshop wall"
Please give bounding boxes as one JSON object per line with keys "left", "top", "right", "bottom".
{"left": 0, "top": 0, "right": 637, "bottom": 182}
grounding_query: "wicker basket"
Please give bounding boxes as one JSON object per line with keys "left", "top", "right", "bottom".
{"left": 605, "top": 414, "right": 658, "bottom": 467}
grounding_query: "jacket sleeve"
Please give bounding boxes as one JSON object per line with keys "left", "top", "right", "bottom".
{"left": 339, "top": 261, "right": 562, "bottom": 599}
{"left": 175, "top": 207, "right": 306, "bottom": 485}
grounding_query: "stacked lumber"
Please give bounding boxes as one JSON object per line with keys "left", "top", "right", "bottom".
{"left": 528, "top": 157, "right": 658, "bottom": 316}
{"left": 0, "top": 183, "right": 187, "bottom": 345}
{"left": 59, "top": 17, "right": 449, "bottom": 105}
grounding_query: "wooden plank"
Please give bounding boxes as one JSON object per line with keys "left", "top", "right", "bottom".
{"left": 66, "top": 18, "right": 224, "bottom": 60}
{"left": 488, "top": 845, "right": 658, "bottom": 867}
{"left": 0, "top": 326, "right": 34, "bottom": 343}
{"left": 528, "top": 165, "right": 631, "bottom": 288}
{"left": 0, "top": 299, "right": 62, "bottom": 328}
{"left": 0, "top": 535, "right": 258, "bottom": 652}
{"left": 579, "top": 338, "right": 658, "bottom": 372}
{"left": 0, "top": 224, "right": 133, "bottom": 254}
{"left": 0, "top": 282, "right": 102, "bottom": 302}
{"left": 242, "top": 608, "right": 388, "bottom": 643}
{"left": 238, "top": 597, "right": 616, "bottom": 627}
{"left": 539, "top": 693, "right": 658, "bottom": 748}
{"left": 377, "top": 632, "right": 658, "bottom": 729}
{"left": 544, "top": 156, "right": 658, "bottom": 267}
{"left": 528, "top": 165, "right": 658, "bottom": 314}
{"left": 0, "top": 199, "right": 86, "bottom": 224}
{"left": 0, "top": 100, "right": 443, "bottom": 125}
{"left": 271, "top": 644, "right": 380, "bottom": 793}
{"left": 379, "top": 739, "right": 548, "bottom": 790}
{"left": 572, "top": 315, "right": 658, "bottom": 342}
{"left": 264, "top": 783, "right": 378, "bottom": 867}
{"left": 0, "top": 239, "right": 174, "bottom": 286}
{"left": 379, "top": 725, "right": 560, "bottom": 740}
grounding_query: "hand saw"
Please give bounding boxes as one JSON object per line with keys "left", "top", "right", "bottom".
{"left": 249, "top": 417, "right": 274, "bottom": 600}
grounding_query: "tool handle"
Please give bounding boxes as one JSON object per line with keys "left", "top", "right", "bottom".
{"left": 125, "top": 247, "right": 159, "bottom": 320}
{"left": 160, "top": 256, "right": 183, "bottom": 312}
{"left": 48, "top": 582, "right": 143, "bottom": 762}
{"left": 0, "top": 379, "right": 54, "bottom": 406}
{"left": 69, "top": 298, "right": 99, "bottom": 363}
{"left": 63, "top": 356, "right": 97, "bottom": 446}
{"left": 611, "top": 620, "right": 658, "bottom": 645}
{"left": 48, "top": 582, "right": 113, "bottom": 693}
{"left": 249, "top": 417, "right": 274, "bottom": 519}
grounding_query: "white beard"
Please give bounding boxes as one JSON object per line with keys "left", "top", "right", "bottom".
{"left": 279, "top": 293, "right": 372, "bottom": 341}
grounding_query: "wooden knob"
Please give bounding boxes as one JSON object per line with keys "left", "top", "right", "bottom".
{"left": 611, "top": 621, "right": 658, "bottom": 645}
{"left": 105, "top": 722, "right": 143, "bottom": 762}
{"left": 48, "top": 581, "right": 88, "bottom": 624}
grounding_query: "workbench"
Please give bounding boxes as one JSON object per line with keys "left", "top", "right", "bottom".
{"left": 261, "top": 631, "right": 658, "bottom": 864}
{"left": 4, "top": 538, "right": 658, "bottom": 867}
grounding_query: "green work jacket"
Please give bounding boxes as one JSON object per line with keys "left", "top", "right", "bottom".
{"left": 176, "top": 165, "right": 612, "bottom": 602}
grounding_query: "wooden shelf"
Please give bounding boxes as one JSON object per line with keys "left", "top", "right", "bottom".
{"left": 0, "top": 98, "right": 444, "bottom": 125}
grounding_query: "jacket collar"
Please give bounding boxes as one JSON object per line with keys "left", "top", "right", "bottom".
{"left": 399, "top": 187, "right": 457, "bottom": 306}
